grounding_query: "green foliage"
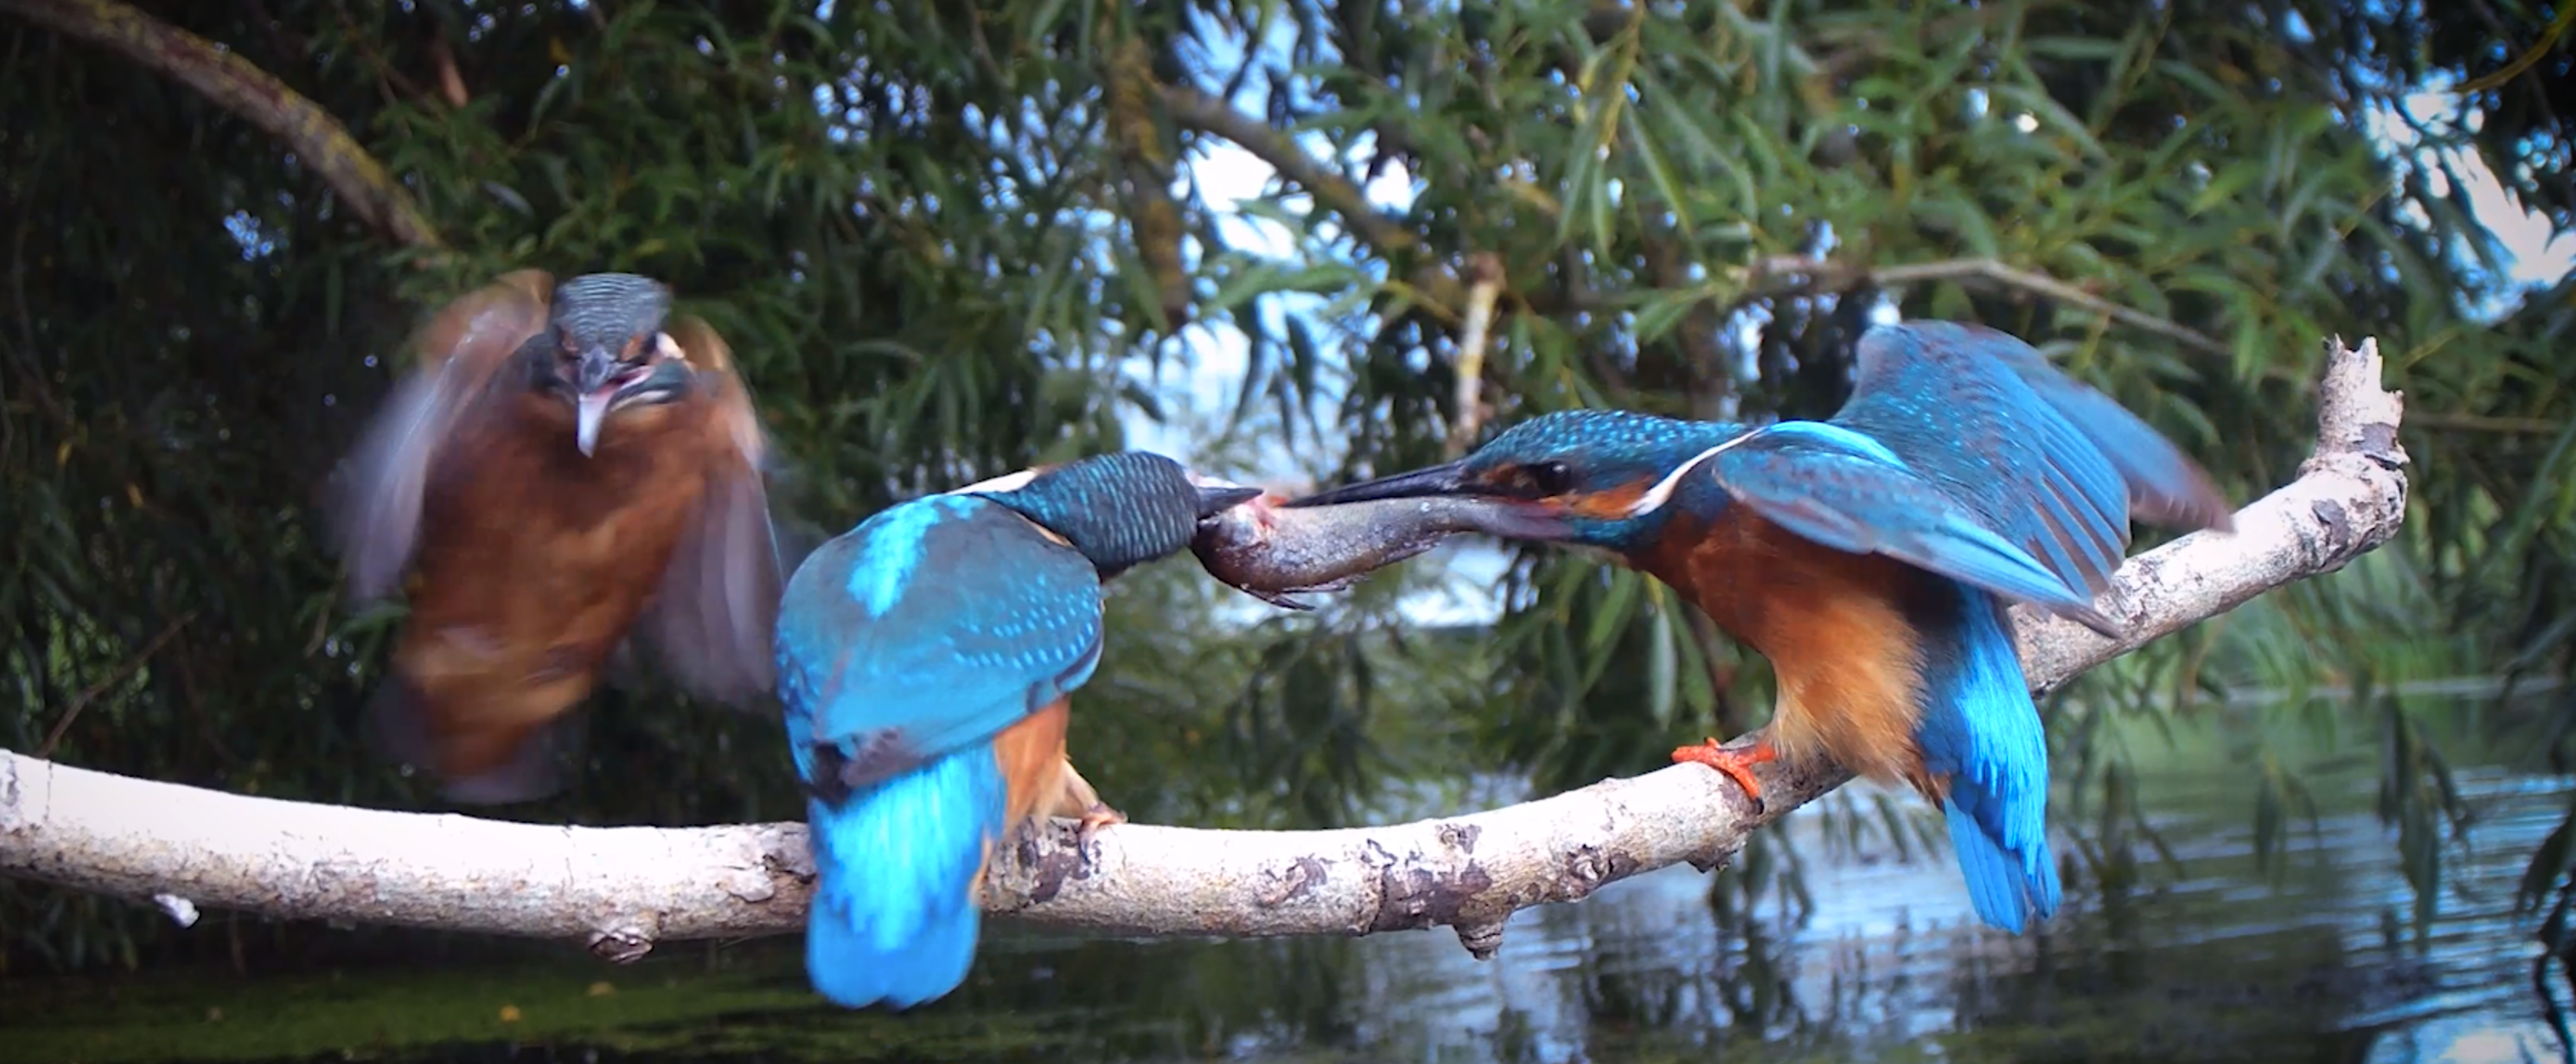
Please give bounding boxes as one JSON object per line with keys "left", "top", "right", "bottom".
{"left": 0, "top": 0, "right": 2568, "bottom": 976}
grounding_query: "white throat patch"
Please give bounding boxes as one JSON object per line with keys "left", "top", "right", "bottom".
{"left": 947, "top": 468, "right": 1041, "bottom": 496}
{"left": 1623, "top": 428, "right": 1765, "bottom": 518}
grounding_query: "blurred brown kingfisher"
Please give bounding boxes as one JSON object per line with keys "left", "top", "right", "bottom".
{"left": 329, "top": 270, "right": 782, "bottom": 804}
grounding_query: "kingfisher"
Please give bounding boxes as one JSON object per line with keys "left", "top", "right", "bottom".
{"left": 774, "top": 450, "right": 1261, "bottom": 1009}
{"left": 330, "top": 270, "right": 781, "bottom": 805}
{"left": 1289, "top": 321, "right": 2233, "bottom": 933}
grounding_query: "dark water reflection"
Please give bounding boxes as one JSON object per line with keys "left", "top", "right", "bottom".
{"left": 12, "top": 729, "right": 2570, "bottom": 1063}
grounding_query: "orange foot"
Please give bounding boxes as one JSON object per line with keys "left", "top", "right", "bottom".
{"left": 1672, "top": 738, "right": 1778, "bottom": 815}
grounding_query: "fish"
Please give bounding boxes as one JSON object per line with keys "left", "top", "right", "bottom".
{"left": 1191, "top": 491, "right": 1569, "bottom": 610}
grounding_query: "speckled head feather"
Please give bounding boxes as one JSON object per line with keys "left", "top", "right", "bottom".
{"left": 1465, "top": 410, "right": 1742, "bottom": 487}
{"left": 520, "top": 273, "right": 701, "bottom": 456}
{"left": 1289, "top": 408, "right": 1748, "bottom": 553}
{"left": 1451, "top": 409, "right": 1746, "bottom": 550}
{"left": 974, "top": 451, "right": 1253, "bottom": 578}
{"left": 550, "top": 273, "right": 672, "bottom": 353}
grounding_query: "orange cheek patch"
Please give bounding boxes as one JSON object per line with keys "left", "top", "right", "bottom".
{"left": 616, "top": 405, "right": 679, "bottom": 432}
{"left": 1564, "top": 480, "right": 1650, "bottom": 520}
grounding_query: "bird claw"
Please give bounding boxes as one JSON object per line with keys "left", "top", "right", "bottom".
{"left": 1075, "top": 802, "right": 1126, "bottom": 869}
{"left": 1671, "top": 737, "right": 1777, "bottom": 817}
{"left": 1076, "top": 801, "right": 1127, "bottom": 837}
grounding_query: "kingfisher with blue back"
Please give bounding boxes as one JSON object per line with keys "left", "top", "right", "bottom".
{"left": 1287, "top": 321, "right": 2234, "bottom": 933}
{"left": 774, "top": 450, "right": 1263, "bottom": 1009}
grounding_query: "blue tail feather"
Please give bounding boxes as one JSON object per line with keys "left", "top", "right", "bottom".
{"left": 804, "top": 742, "right": 1007, "bottom": 1009}
{"left": 1912, "top": 584, "right": 2062, "bottom": 933}
{"left": 1942, "top": 787, "right": 2061, "bottom": 933}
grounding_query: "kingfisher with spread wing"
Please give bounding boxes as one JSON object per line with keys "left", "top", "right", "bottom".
{"left": 329, "top": 270, "right": 781, "bottom": 805}
{"left": 1290, "top": 321, "right": 2233, "bottom": 933}
{"left": 774, "top": 451, "right": 1260, "bottom": 1009}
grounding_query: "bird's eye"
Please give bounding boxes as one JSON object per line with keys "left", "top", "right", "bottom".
{"left": 1524, "top": 461, "right": 1574, "bottom": 496}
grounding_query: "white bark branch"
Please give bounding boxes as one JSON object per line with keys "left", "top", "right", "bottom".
{"left": 0, "top": 338, "right": 2411, "bottom": 962}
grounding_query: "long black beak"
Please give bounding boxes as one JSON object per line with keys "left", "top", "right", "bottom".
{"left": 1195, "top": 484, "right": 1264, "bottom": 518}
{"left": 1283, "top": 459, "right": 1576, "bottom": 542}
{"left": 1284, "top": 461, "right": 1468, "bottom": 507}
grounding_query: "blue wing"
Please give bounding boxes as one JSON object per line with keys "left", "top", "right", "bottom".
{"left": 1960, "top": 326, "right": 2236, "bottom": 533}
{"left": 1831, "top": 322, "right": 2232, "bottom": 616}
{"left": 1706, "top": 423, "right": 2105, "bottom": 621}
{"left": 775, "top": 493, "right": 1104, "bottom": 790}
{"left": 1834, "top": 322, "right": 2129, "bottom": 609}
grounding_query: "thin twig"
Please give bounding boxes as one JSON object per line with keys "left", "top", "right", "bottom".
{"left": 35, "top": 612, "right": 197, "bottom": 758}
{"left": 2454, "top": 0, "right": 2576, "bottom": 95}
{"left": 1641, "top": 226, "right": 1730, "bottom": 417}
{"left": 428, "top": 31, "right": 467, "bottom": 108}
{"left": 1445, "top": 253, "right": 1505, "bottom": 458}
{"left": 1746, "top": 255, "right": 2232, "bottom": 357}
{"left": 312, "top": 0, "right": 432, "bottom": 106}
{"left": 0, "top": 0, "right": 444, "bottom": 250}
{"left": 1159, "top": 82, "right": 1470, "bottom": 319}
{"left": 1160, "top": 84, "right": 1418, "bottom": 256}
{"left": 2413, "top": 411, "right": 2567, "bottom": 435}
